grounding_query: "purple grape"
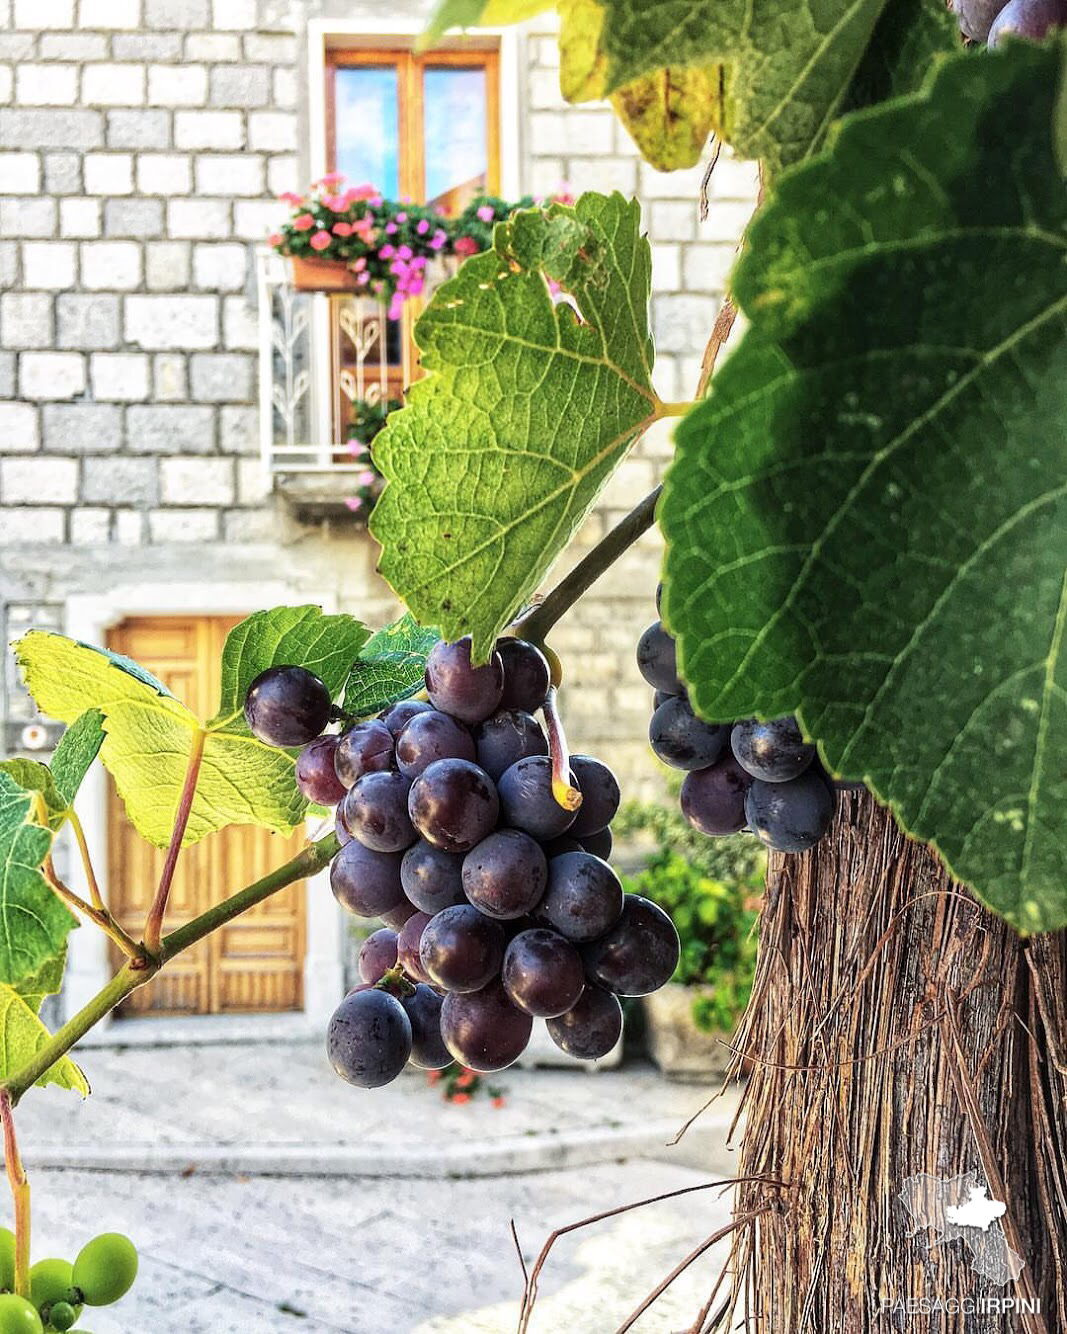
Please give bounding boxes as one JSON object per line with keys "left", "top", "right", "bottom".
{"left": 440, "top": 979, "right": 533, "bottom": 1072}
{"left": 358, "top": 927, "right": 399, "bottom": 983}
{"left": 502, "top": 928, "right": 585, "bottom": 1018}
{"left": 395, "top": 710, "right": 475, "bottom": 778}
{"left": 546, "top": 984, "right": 623, "bottom": 1060}
{"left": 461, "top": 829, "right": 548, "bottom": 919}
{"left": 342, "top": 770, "right": 416, "bottom": 852}
{"left": 418, "top": 903, "right": 505, "bottom": 993}
{"left": 542, "top": 835, "right": 583, "bottom": 858}
{"left": 329, "top": 841, "right": 406, "bottom": 918}
{"left": 988, "top": 0, "right": 1066, "bottom": 43}
{"left": 497, "top": 755, "right": 577, "bottom": 840}
{"left": 408, "top": 758, "right": 499, "bottom": 854}
{"left": 334, "top": 808, "right": 353, "bottom": 845}
{"left": 473, "top": 709, "right": 548, "bottom": 781}
{"left": 244, "top": 666, "right": 332, "bottom": 747}
{"left": 649, "top": 698, "right": 731, "bottom": 771}
{"left": 425, "top": 636, "right": 505, "bottom": 724}
{"left": 579, "top": 827, "right": 612, "bottom": 860}
{"left": 654, "top": 580, "right": 663, "bottom": 614}
{"left": 327, "top": 988, "right": 411, "bottom": 1088}
{"left": 731, "top": 716, "right": 814, "bottom": 783}
{"left": 537, "top": 851, "right": 624, "bottom": 942}
{"left": 380, "top": 896, "right": 419, "bottom": 929}
{"left": 745, "top": 772, "right": 835, "bottom": 853}
{"left": 401, "top": 983, "right": 451, "bottom": 1069}
{"left": 295, "top": 735, "right": 347, "bottom": 806}
{"left": 334, "top": 719, "right": 395, "bottom": 788}
{"left": 379, "top": 698, "right": 434, "bottom": 736}
{"left": 636, "top": 622, "right": 682, "bottom": 694}
{"left": 653, "top": 688, "right": 677, "bottom": 709}
{"left": 680, "top": 755, "right": 752, "bottom": 836}
{"left": 954, "top": 0, "right": 1009, "bottom": 38}
{"left": 397, "top": 910, "right": 434, "bottom": 984}
{"left": 495, "top": 637, "right": 550, "bottom": 712}
{"left": 582, "top": 895, "right": 680, "bottom": 997}
{"left": 401, "top": 840, "right": 467, "bottom": 913}
{"left": 569, "top": 755, "right": 620, "bottom": 837}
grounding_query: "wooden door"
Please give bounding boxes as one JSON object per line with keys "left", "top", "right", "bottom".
{"left": 107, "top": 616, "right": 307, "bottom": 1016}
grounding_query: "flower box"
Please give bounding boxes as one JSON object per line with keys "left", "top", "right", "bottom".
{"left": 289, "top": 255, "right": 362, "bottom": 293}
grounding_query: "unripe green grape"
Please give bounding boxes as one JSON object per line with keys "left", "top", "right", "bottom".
{"left": 0, "top": 1230, "right": 14, "bottom": 1291}
{"left": 28, "top": 1260, "right": 74, "bottom": 1315}
{"left": 71, "top": 1235, "right": 137, "bottom": 1307}
{"left": 0, "top": 1294, "right": 42, "bottom": 1333}
{"left": 45, "top": 1302, "right": 75, "bottom": 1331}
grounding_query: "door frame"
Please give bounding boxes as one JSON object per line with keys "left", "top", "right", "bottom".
{"left": 62, "top": 580, "right": 346, "bottom": 1032}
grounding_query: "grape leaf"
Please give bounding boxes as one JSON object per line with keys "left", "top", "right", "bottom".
{"left": 15, "top": 608, "right": 365, "bottom": 848}
{"left": 610, "top": 66, "right": 719, "bottom": 171}
{"left": 839, "top": 0, "right": 962, "bottom": 117}
{"left": 50, "top": 709, "right": 105, "bottom": 808}
{"left": 211, "top": 605, "right": 369, "bottom": 730}
{"left": 371, "top": 192, "right": 667, "bottom": 660}
{"left": 660, "top": 40, "right": 1067, "bottom": 933}
{"left": 0, "top": 760, "right": 64, "bottom": 828}
{"left": 0, "top": 968, "right": 88, "bottom": 1097}
{"left": 14, "top": 947, "right": 67, "bottom": 1012}
{"left": 421, "top": 0, "right": 553, "bottom": 47}
{"left": 343, "top": 614, "right": 440, "bottom": 717}
{"left": 0, "top": 771, "right": 76, "bottom": 986}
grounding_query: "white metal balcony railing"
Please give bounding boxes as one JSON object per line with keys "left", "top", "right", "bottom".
{"left": 256, "top": 247, "right": 456, "bottom": 485}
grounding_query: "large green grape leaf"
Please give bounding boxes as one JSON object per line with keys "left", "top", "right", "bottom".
{"left": 0, "top": 772, "right": 75, "bottom": 986}
{"left": 661, "top": 40, "right": 1067, "bottom": 934}
{"left": 50, "top": 709, "right": 105, "bottom": 809}
{"left": 15, "top": 607, "right": 366, "bottom": 849}
{"left": 343, "top": 614, "right": 440, "bottom": 717}
{"left": 371, "top": 192, "right": 667, "bottom": 660}
{"left": 427, "top": 0, "right": 957, "bottom": 172}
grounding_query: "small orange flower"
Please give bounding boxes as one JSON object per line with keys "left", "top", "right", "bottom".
{"left": 455, "top": 1071, "right": 475, "bottom": 1089}
{"left": 451, "top": 1092, "right": 472, "bottom": 1104}
{"left": 491, "top": 1096, "right": 506, "bottom": 1109}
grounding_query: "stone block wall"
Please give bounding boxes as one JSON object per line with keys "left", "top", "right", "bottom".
{"left": 0, "top": 0, "right": 758, "bottom": 797}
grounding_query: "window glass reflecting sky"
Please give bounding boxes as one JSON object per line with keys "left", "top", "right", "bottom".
{"left": 335, "top": 66, "right": 399, "bottom": 196}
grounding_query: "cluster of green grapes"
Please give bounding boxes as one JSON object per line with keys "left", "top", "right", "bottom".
{"left": 0, "top": 1232, "right": 137, "bottom": 1333}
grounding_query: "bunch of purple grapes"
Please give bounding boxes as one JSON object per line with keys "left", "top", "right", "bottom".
{"left": 954, "top": 0, "right": 1066, "bottom": 45}
{"left": 638, "top": 592, "right": 842, "bottom": 855}
{"left": 244, "top": 634, "right": 680, "bottom": 1091}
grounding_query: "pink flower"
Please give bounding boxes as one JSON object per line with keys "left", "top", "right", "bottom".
{"left": 353, "top": 217, "right": 376, "bottom": 244}
{"left": 352, "top": 256, "right": 367, "bottom": 271}
{"left": 356, "top": 271, "right": 369, "bottom": 285}
{"left": 406, "top": 276, "right": 424, "bottom": 297}
{"left": 379, "top": 244, "right": 395, "bottom": 259}
{"left": 387, "top": 295, "right": 404, "bottom": 320}
{"left": 332, "top": 221, "right": 352, "bottom": 237}
{"left": 356, "top": 470, "right": 376, "bottom": 486}
{"left": 397, "top": 244, "right": 412, "bottom": 260}
{"left": 346, "top": 439, "right": 366, "bottom": 457}
{"left": 396, "top": 211, "right": 407, "bottom": 223}
{"left": 319, "top": 171, "right": 344, "bottom": 186}
{"left": 385, "top": 221, "right": 398, "bottom": 235}
{"left": 309, "top": 230, "right": 332, "bottom": 251}
{"left": 416, "top": 219, "right": 430, "bottom": 235}
{"left": 344, "top": 496, "right": 363, "bottom": 511}
{"left": 411, "top": 256, "right": 427, "bottom": 270}
{"left": 453, "top": 235, "right": 479, "bottom": 257}
{"left": 267, "top": 232, "right": 283, "bottom": 247}
{"left": 476, "top": 204, "right": 495, "bottom": 223}
{"left": 349, "top": 184, "right": 378, "bottom": 201}
{"left": 279, "top": 192, "right": 304, "bottom": 206}
{"left": 292, "top": 213, "right": 314, "bottom": 231}
{"left": 430, "top": 229, "right": 447, "bottom": 251}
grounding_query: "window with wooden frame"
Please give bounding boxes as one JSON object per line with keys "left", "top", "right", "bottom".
{"left": 325, "top": 44, "right": 501, "bottom": 446}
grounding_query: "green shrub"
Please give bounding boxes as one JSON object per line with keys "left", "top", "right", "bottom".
{"left": 617, "top": 799, "right": 764, "bottom": 1033}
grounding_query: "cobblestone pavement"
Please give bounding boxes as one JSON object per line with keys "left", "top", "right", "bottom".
{"left": 34, "top": 1160, "right": 735, "bottom": 1333}
{"left": 17, "top": 1042, "right": 740, "bottom": 1332}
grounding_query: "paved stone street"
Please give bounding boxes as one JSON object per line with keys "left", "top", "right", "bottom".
{"left": 18, "top": 1040, "right": 742, "bottom": 1333}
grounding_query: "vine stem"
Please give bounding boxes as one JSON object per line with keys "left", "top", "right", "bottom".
{"left": 518, "top": 485, "right": 662, "bottom": 646}
{"left": 66, "top": 807, "right": 104, "bottom": 913}
{"left": 41, "top": 859, "right": 143, "bottom": 963}
{"left": 0, "top": 1092, "right": 29, "bottom": 1298}
{"left": 143, "top": 727, "right": 205, "bottom": 957}
{"left": 3, "top": 833, "right": 339, "bottom": 1104}
{"left": 541, "top": 687, "right": 582, "bottom": 812}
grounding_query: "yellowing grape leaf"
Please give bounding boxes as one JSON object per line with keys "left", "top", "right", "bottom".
{"left": 421, "top": 0, "right": 553, "bottom": 47}
{"left": 611, "top": 66, "right": 720, "bottom": 171}
{"left": 661, "top": 40, "right": 1067, "bottom": 933}
{"left": 371, "top": 192, "right": 668, "bottom": 661}
{"left": 0, "top": 771, "right": 75, "bottom": 986}
{"left": 0, "top": 952, "right": 88, "bottom": 1098}
{"left": 15, "top": 607, "right": 367, "bottom": 849}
